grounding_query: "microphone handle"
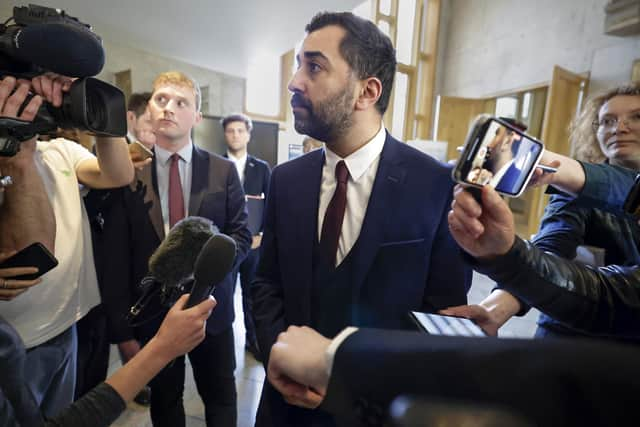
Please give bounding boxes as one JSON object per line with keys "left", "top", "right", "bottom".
{"left": 185, "top": 279, "right": 215, "bottom": 309}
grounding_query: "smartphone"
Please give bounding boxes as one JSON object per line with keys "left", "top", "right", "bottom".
{"left": 409, "top": 311, "right": 486, "bottom": 337}
{"left": 452, "top": 115, "right": 544, "bottom": 197}
{"left": 0, "top": 242, "right": 59, "bottom": 280}
{"left": 128, "top": 139, "right": 154, "bottom": 160}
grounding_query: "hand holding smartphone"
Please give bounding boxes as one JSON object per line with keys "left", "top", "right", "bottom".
{"left": 128, "top": 140, "right": 154, "bottom": 161}
{"left": 0, "top": 242, "right": 58, "bottom": 280}
{"left": 452, "top": 115, "right": 545, "bottom": 197}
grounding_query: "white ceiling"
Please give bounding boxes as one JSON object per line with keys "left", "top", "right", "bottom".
{"left": 7, "top": 0, "right": 365, "bottom": 77}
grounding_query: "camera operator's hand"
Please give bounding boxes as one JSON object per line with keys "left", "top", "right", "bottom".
{"left": 31, "top": 72, "right": 73, "bottom": 108}
{"left": 0, "top": 76, "right": 43, "bottom": 122}
{"left": 0, "top": 251, "right": 42, "bottom": 301}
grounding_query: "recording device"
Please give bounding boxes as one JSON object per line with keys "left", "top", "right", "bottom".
{"left": 0, "top": 242, "right": 58, "bottom": 280}
{"left": 409, "top": 311, "right": 486, "bottom": 337}
{"left": 129, "top": 216, "right": 236, "bottom": 321}
{"left": 0, "top": 4, "right": 126, "bottom": 157}
{"left": 452, "top": 115, "right": 544, "bottom": 197}
{"left": 186, "top": 233, "right": 237, "bottom": 308}
{"left": 128, "top": 139, "right": 154, "bottom": 160}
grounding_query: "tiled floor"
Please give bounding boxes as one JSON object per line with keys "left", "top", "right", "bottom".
{"left": 111, "top": 272, "right": 538, "bottom": 426}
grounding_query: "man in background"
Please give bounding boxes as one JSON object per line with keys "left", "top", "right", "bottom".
{"left": 222, "top": 113, "right": 271, "bottom": 361}
{"left": 121, "top": 71, "right": 251, "bottom": 427}
{"left": 126, "top": 92, "right": 154, "bottom": 148}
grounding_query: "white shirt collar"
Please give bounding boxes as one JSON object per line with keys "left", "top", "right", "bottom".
{"left": 155, "top": 142, "right": 194, "bottom": 165}
{"left": 324, "top": 123, "right": 385, "bottom": 182}
{"left": 226, "top": 151, "right": 248, "bottom": 164}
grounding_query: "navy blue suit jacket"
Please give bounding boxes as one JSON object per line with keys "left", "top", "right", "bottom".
{"left": 252, "top": 132, "right": 472, "bottom": 424}
{"left": 123, "top": 145, "right": 251, "bottom": 337}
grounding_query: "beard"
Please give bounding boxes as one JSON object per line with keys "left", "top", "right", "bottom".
{"left": 291, "top": 80, "right": 355, "bottom": 142}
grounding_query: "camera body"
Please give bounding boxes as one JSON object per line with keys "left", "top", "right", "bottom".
{"left": 0, "top": 4, "right": 127, "bottom": 157}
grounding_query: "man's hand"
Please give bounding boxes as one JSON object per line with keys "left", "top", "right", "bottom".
{"left": 267, "top": 326, "right": 332, "bottom": 409}
{"left": 0, "top": 76, "right": 43, "bottom": 122}
{"left": 31, "top": 73, "right": 73, "bottom": 108}
{"left": 447, "top": 185, "right": 515, "bottom": 259}
{"left": 0, "top": 251, "right": 42, "bottom": 301}
{"left": 251, "top": 234, "right": 262, "bottom": 250}
{"left": 151, "top": 294, "right": 216, "bottom": 360}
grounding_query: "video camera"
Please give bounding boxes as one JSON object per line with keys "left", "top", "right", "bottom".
{"left": 0, "top": 4, "right": 126, "bottom": 157}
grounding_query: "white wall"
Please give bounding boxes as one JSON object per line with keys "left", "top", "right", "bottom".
{"left": 96, "top": 40, "right": 245, "bottom": 116}
{"left": 437, "top": 0, "right": 640, "bottom": 98}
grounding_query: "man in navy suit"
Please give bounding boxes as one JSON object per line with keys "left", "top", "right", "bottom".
{"left": 222, "top": 113, "right": 271, "bottom": 360}
{"left": 120, "top": 72, "right": 251, "bottom": 427}
{"left": 252, "top": 12, "right": 471, "bottom": 427}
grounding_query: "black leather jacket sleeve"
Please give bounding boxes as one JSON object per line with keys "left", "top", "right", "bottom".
{"left": 474, "top": 237, "right": 640, "bottom": 340}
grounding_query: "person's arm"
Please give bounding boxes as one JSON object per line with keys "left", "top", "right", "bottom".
{"left": 448, "top": 185, "right": 640, "bottom": 338}
{"left": 29, "top": 73, "right": 134, "bottom": 189}
{"left": 440, "top": 289, "right": 522, "bottom": 336}
{"left": 75, "top": 136, "right": 134, "bottom": 189}
{"left": 252, "top": 168, "right": 287, "bottom": 366}
{"left": 45, "top": 294, "right": 215, "bottom": 426}
{"left": 0, "top": 77, "right": 55, "bottom": 254}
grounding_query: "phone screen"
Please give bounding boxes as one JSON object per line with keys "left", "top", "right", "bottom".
{"left": 454, "top": 116, "right": 543, "bottom": 197}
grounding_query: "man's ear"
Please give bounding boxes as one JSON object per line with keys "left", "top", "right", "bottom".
{"left": 355, "top": 77, "right": 382, "bottom": 111}
{"left": 194, "top": 111, "right": 203, "bottom": 125}
{"left": 126, "top": 111, "right": 136, "bottom": 124}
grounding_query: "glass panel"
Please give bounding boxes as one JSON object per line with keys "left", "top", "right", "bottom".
{"left": 379, "top": 0, "right": 392, "bottom": 15}
{"left": 521, "top": 92, "right": 531, "bottom": 119}
{"left": 378, "top": 20, "right": 390, "bottom": 37}
{"left": 353, "top": 0, "right": 373, "bottom": 20}
{"left": 246, "top": 55, "right": 281, "bottom": 117}
{"left": 392, "top": 72, "right": 408, "bottom": 139}
{"left": 495, "top": 96, "right": 518, "bottom": 118}
{"left": 396, "top": 0, "right": 416, "bottom": 64}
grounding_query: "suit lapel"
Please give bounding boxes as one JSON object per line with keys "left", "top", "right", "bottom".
{"left": 189, "top": 145, "right": 208, "bottom": 216}
{"left": 349, "top": 134, "right": 406, "bottom": 299}
{"left": 244, "top": 155, "right": 257, "bottom": 193}
{"left": 136, "top": 155, "right": 165, "bottom": 241}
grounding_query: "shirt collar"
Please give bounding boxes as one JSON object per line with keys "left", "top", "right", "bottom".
{"left": 324, "top": 122, "right": 386, "bottom": 182}
{"left": 155, "top": 142, "right": 194, "bottom": 165}
{"left": 226, "top": 151, "right": 248, "bottom": 164}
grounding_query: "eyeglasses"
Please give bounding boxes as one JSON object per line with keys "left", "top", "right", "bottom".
{"left": 592, "top": 111, "right": 640, "bottom": 132}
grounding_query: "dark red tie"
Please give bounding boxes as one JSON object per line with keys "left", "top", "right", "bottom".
{"left": 169, "top": 153, "right": 185, "bottom": 228}
{"left": 320, "top": 160, "right": 349, "bottom": 267}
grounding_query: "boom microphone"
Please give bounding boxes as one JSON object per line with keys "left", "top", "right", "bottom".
{"left": 148, "top": 216, "right": 219, "bottom": 288}
{"left": 0, "top": 23, "right": 105, "bottom": 77}
{"left": 186, "top": 234, "right": 237, "bottom": 308}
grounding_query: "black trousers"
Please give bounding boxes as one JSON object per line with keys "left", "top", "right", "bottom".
{"left": 148, "top": 327, "right": 237, "bottom": 427}
{"left": 232, "top": 247, "right": 259, "bottom": 344}
{"left": 75, "top": 306, "right": 110, "bottom": 400}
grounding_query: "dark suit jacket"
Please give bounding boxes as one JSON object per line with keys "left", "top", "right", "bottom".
{"left": 252, "top": 133, "right": 472, "bottom": 424}
{"left": 324, "top": 328, "right": 640, "bottom": 427}
{"left": 123, "top": 145, "right": 251, "bottom": 337}
{"left": 226, "top": 154, "right": 271, "bottom": 235}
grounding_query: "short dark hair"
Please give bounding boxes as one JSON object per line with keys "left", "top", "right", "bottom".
{"left": 306, "top": 12, "right": 396, "bottom": 115}
{"left": 127, "top": 92, "right": 151, "bottom": 117}
{"left": 221, "top": 113, "right": 253, "bottom": 132}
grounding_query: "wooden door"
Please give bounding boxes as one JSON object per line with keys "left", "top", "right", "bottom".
{"left": 525, "top": 66, "right": 590, "bottom": 237}
{"left": 436, "top": 96, "right": 495, "bottom": 161}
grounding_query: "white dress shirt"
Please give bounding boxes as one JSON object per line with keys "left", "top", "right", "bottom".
{"left": 155, "top": 143, "right": 193, "bottom": 236}
{"left": 317, "top": 123, "right": 386, "bottom": 266}
{"left": 227, "top": 151, "right": 248, "bottom": 185}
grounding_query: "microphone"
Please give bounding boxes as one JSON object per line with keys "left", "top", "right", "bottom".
{"left": 148, "top": 216, "right": 218, "bottom": 289}
{"left": 0, "top": 23, "right": 105, "bottom": 77}
{"left": 186, "top": 234, "right": 237, "bottom": 308}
